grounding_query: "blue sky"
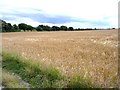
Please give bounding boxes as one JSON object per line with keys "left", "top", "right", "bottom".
{"left": 0, "top": 0, "right": 118, "bottom": 28}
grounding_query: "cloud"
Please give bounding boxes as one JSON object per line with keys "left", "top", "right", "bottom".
{"left": 1, "top": 12, "right": 75, "bottom": 24}
{"left": 1, "top": 11, "right": 110, "bottom": 26}
{"left": 0, "top": 11, "right": 115, "bottom": 28}
{"left": 0, "top": 0, "right": 118, "bottom": 28}
{"left": 15, "top": 14, "right": 74, "bottom": 24}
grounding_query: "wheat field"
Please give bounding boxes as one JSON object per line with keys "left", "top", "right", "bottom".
{"left": 2, "top": 30, "right": 118, "bottom": 88}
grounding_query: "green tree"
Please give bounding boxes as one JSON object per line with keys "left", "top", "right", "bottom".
{"left": 68, "top": 27, "right": 74, "bottom": 31}
{"left": 4, "top": 23, "right": 13, "bottom": 32}
{"left": 18, "top": 23, "right": 28, "bottom": 31}
{"left": 13, "top": 24, "right": 18, "bottom": 30}
{"left": 1, "top": 20, "right": 6, "bottom": 32}
{"left": 26, "top": 25, "right": 33, "bottom": 31}
{"left": 0, "top": 20, "right": 13, "bottom": 32}
{"left": 36, "top": 25, "right": 43, "bottom": 31}
{"left": 60, "top": 25, "right": 67, "bottom": 31}
{"left": 43, "top": 25, "right": 51, "bottom": 31}
{"left": 12, "top": 24, "right": 20, "bottom": 32}
{"left": 52, "top": 26, "right": 60, "bottom": 31}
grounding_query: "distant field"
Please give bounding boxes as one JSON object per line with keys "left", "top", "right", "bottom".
{"left": 2, "top": 30, "right": 118, "bottom": 88}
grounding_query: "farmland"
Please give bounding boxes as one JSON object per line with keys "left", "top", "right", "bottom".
{"left": 2, "top": 30, "right": 118, "bottom": 88}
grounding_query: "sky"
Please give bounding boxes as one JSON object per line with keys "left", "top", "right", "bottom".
{"left": 0, "top": 0, "right": 119, "bottom": 28}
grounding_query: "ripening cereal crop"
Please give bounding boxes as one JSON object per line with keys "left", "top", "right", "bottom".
{"left": 2, "top": 30, "right": 118, "bottom": 88}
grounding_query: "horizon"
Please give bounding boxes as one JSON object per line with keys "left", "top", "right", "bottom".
{"left": 1, "top": 19, "right": 117, "bottom": 30}
{"left": 0, "top": 0, "right": 118, "bottom": 28}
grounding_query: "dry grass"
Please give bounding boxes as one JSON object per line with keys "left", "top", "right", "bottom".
{"left": 2, "top": 30, "right": 118, "bottom": 88}
{"left": 2, "top": 70, "right": 30, "bottom": 88}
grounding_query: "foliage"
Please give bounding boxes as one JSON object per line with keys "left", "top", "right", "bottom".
{"left": 1, "top": 20, "right": 20, "bottom": 32}
{"left": 60, "top": 25, "right": 68, "bottom": 31}
{"left": 36, "top": 25, "right": 43, "bottom": 31}
{"left": 18, "top": 23, "right": 33, "bottom": 31}
{"left": 52, "top": 26, "right": 60, "bottom": 31}
{"left": 26, "top": 25, "right": 33, "bottom": 31}
{"left": 12, "top": 24, "right": 20, "bottom": 32}
{"left": 1, "top": 19, "right": 114, "bottom": 32}
{"left": 68, "top": 27, "right": 74, "bottom": 30}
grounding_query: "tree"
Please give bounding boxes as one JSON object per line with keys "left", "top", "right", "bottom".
{"left": 1, "top": 20, "right": 6, "bottom": 32}
{"left": 18, "top": 23, "right": 28, "bottom": 31}
{"left": 36, "top": 25, "right": 51, "bottom": 31}
{"left": 13, "top": 24, "right": 18, "bottom": 30}
{"left": 36, "top": 25, "right": 43, "bottom": 31}
{"left": 26, "top": 25, "right": 33, "bottom": 31}
{"left": 112, "top": 28, "right": 115, "bottom": 29}
{"left": 68, "top": 27, "right": 74, "bottom": 31}
{"left": 52, "top": 26, "right": 60, "bottom": 31}
{"left": 60, "top": 25, "right": 67, "bottom": 31}
{"left": 43, "top": 25, "right": 51, "bottom": 31}
{"left": 12, "top": 24, "right": 20, "bottom": 32}
{"left": 5, "top": 23, "right": 12, "bottom": 32}
{"left": 77, "top": 28, "right": 81, "bottom": 31}
{"left": 1, "top": 20, "right": 13, "bottom": 32}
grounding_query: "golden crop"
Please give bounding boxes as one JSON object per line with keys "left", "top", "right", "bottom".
{"left": 2, "top": 30, "right": 118, "bottom": 88}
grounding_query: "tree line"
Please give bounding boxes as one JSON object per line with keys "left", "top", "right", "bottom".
{"left": 0, "top": 20, "right": 115, "bottom": 32}
{"left": 0, "top": 20, "right": 75, "bottom": 32}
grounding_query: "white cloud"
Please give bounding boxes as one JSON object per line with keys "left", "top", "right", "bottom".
{"left": 0, "top": 0, "right": 119, "bottom": 28}
{"left": 6, "top": 17, "right": 40, "bottom": 27}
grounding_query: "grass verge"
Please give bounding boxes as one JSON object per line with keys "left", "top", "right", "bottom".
{"left": 2, "top": 51, "right": 64, "bottom": 88}
{"left": 2, "top": 69, "right": 30, "bottom": 88}
{"left": 2, "top": 50, "right": 94, "bottom": 88}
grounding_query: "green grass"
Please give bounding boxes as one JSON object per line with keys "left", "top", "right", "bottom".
{"left": 2, "top": 51, "right": 64, "bottom": 88}
{"left": 2, "top": 50, "right": 95, "bottom": 88}
{"left": 67, "top": 75, "right": 93, "bottom": 88}
{"left": 2, "top": 69, "right": 30, "bottom": 88}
